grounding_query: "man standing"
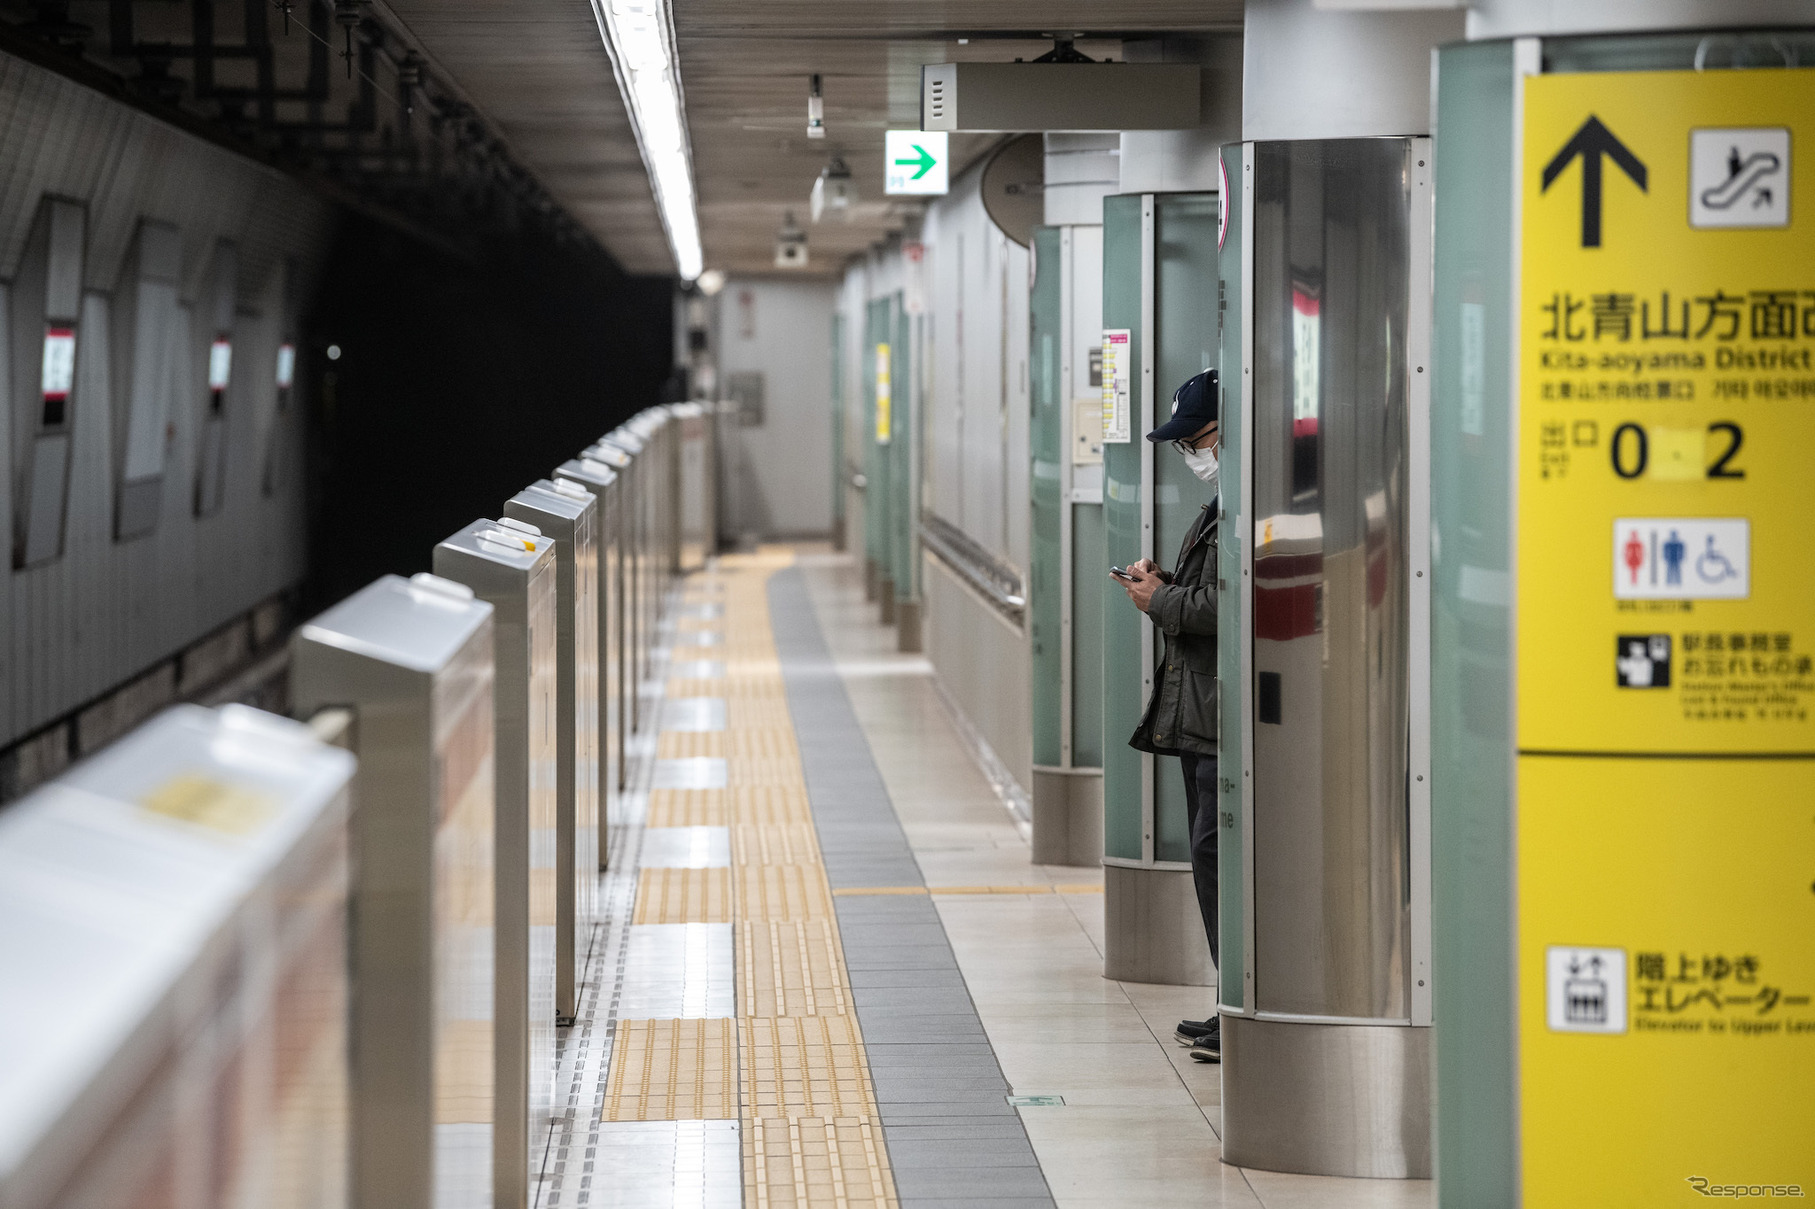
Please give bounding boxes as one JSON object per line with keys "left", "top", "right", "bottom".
{"left": 1110, "top": 368, "right": 1222, "bottom": 1063}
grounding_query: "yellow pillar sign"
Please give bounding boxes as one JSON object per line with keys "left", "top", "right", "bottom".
{"left": 1518, "top": 67, "right": 1815, "bottom": 1200}
{"left": 875, "top": 342, "right": 892, "bottom": 445}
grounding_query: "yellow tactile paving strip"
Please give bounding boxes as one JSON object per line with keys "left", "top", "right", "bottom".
{"left": 729, "top": 785, "right": 816, "bottom": 826}
{"left": 728, "top": 698, "right": 797, "bottom": 729}
{"left": 738, "top": 919, "right": 850, "bottom": 1018}
{"left": 644, "top": 784, "right": 817, "bottom": 829}
{"left": 739, "top": 864, "right": 837, "bottom": 922}
{"left": 632, "top": 867, "right": 733, "bottom": 924}
{"left": 832, "top": 884, "right": 1105, "bottom": 897}
{"left": 732, "top": 824, "right": 823, "bottom": 869}
{"left": 607, "top": 549, "right": 899, "bottom": 1207}
{"left": 749, "top": 1118, "right": 892, "bottom": 1209}
{"left": 669, "top": 676, "right": 788, "bottom": 700}
{"left": 646, "top": 788, "right": 729, "bottom": 827}
{"left": 600, "top": 1017, "right": 738, "bottom": 1120}
{"left": 656, "top": 729, "right": 801, "bottom": 761}
{"left": 740, "top": 1015, "right": 874, "bottom": 1117}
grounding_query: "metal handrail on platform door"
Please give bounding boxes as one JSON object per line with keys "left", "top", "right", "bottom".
{"left": 918, "top": 513, "right": 1026, "bottom": 623}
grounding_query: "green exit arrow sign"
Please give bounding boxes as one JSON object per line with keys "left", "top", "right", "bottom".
{"left": 895, "top": 144, "right": 937, "bottom": 180}
{"left": 884, "top": 130, "right": 949, "bottom": 196}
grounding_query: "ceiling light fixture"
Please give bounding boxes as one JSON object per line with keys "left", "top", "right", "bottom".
{"left": 590, "top": 0, "right": 703, "bottom": 280}
{"left": 807, "top": 73, "right": 826, "bottom": 140}
{"left": 775, "top": 212, "right": 808, "bottom": 268}
{"left": 810, "top": 156, "right": 854, "bottom": 223}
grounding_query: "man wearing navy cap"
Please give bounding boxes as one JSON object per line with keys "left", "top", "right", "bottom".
{"left": 1110, "top": 368, "right": 1222, "bottom": 1063}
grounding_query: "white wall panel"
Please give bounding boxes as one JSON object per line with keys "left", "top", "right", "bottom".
{"left": 715, "top": 278, "right": 836, "bottom": 538}
{"left": 836, "top": 155, "right": 1036, "bottom": 795}
{"left": 915, "top": 169, "right": 1029, "bottom": 571}
{"left": 925, "top": 555, "right": 1033, "bottom": 794}
{"left": 0, "top": 53, "right": 331, "bottom": 748}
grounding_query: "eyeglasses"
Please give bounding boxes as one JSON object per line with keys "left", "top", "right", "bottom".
{"left": 1170, "top": 428, "right": 1218, "bottom": 457}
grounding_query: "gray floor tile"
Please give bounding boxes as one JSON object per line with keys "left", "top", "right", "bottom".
{"left": 881, "top": 1122, "right": 1041, "bottom": 1141}
{"left": 770, "top": 569, "right": 1055, "bottom": 1209}
{"left": 885, "top": 1139, "right": 1045, "bottom": 1167}
{"left": 849, "top": 968, "right": 972, "bottom": 990}
{"left": 893, "top": 1166, "right": 1057, "bottom": 1198}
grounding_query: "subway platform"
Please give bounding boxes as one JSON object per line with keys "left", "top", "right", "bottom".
{"left": 537, "top": 548, "right": 1430, "bottom": 1209}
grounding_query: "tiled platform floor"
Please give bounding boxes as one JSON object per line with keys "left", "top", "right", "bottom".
{"left": 533, "top": 548, "right": 1434, "bottom": 1209}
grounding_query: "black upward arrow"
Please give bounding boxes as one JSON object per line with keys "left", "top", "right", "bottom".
{"left": 1541, "top": 115, "right": 1647, "bottom": 248}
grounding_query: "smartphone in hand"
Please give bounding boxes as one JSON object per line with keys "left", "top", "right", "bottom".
{"left": 1109, "top": 565, "right": 1135, "bottom": 581}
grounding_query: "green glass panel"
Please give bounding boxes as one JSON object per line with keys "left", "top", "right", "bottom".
{"left": 1152, "top": 192, "right": 1221, "bottom": 865}
{"left": 864, "top": 298, "right": 890, "bottom": 575}
{"left": 831, "top": 313, "right": 844, "bottom": 527}
{"left": 1101, "top": 194, "right": 1146, "bottom": 862}
{"left": 1030, "top": 226, "right": 1063, "bottom": 767}
{"left": 1431, "top": 39, "right": 1518, "bottom": 1204}
{"left": 861, "top": 306, "right": 876, "bottom": 566}
{"left": 892, "top": 295, "right": 915, "bottom": 599}
{"left": 1216, "top": 145, "right": 1246, "bottom": 1010}
{"left": 1071, "top": 501, "right": 1107, "bottom": 767}
{"left": 1544, "top": 28, "right": 1815, "bottom": 72}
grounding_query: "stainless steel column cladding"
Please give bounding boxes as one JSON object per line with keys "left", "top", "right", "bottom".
{"left": 0, "top": 705, "right": 354, "bottom": 1209}
{"left": 1222, "top": 135, "right": 1434, "bottom": 1180}
{"left": 554, "top": 454, "right": 627, "bottom": 812}
{"left": 290, "top": 575, "right": 497, "bottom": 1209}
{"left": 504, "top": 480, "right": 602, "bottom": 1023}
{"left": 432, "top": 522, "right": 559, "bottom": 1209}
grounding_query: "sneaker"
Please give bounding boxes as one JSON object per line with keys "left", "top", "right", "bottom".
{"left": 1188, "top": 1023, "right": 1221, "bottom": 1063}
{"left": 1188, "top": 1036, "right": 1221, "bottom": 1063}
{"left": 1174, "top": 1018, "right": 1216, "bottom": 1046}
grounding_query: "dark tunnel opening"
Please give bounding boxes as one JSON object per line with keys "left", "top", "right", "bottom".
{"left": 300, "top": 213, "right": 674, "bottom": 612}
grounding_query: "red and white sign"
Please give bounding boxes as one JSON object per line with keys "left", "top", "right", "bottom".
{"left": 40, "top": 326, "right": 75, "bottom": 401}
{"left": 1102, "top": 329, "right": 1131, "bottom": 444}
{"left": 209, "top": 337, "right": 233, "bottom": 392}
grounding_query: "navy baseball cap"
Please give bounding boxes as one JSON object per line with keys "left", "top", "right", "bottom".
{"left": 1146, "top": 369, "right": 1219, "bottom": 443}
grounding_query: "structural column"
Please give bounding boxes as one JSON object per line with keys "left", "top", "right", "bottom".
{"left": 1030, "top": 134, "right": 1115, "bottom": 867}
{"left": 1215, "top": 0, "right": 1460, "bottom": 1180}
{"left": 1432, "top": 4, "right": 1815, "bottom": 1203}
{"left": 1098, "top": 36, "right": 1240, "bottom": 986}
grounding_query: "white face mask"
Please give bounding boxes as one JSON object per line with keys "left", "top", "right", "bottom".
{"left": 1182, "top": 444, "right": 1219, "bottom": 490}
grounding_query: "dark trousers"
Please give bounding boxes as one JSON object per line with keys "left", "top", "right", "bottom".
{"left": 1178, "top": 753, "right": 1220, "bottom": 968}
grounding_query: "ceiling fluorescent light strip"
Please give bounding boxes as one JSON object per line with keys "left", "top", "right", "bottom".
{"left": 589, "top": 0, "right": 703, "bottom": 280}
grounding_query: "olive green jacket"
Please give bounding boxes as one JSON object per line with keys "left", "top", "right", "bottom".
{"left": 1129, "top": 500, "right": 1219, "bottom": 757}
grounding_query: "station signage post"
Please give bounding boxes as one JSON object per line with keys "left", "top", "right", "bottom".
{"left": 1513, "top": 65, "right": 1814, "bottom": 1200}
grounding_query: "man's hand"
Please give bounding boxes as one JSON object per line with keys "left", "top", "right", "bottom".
{"left": 1113, "top": 562, "right": 1165, "bottom": 613}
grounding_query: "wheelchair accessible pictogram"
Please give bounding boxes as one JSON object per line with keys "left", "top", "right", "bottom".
{"left": 1694, "top": 533, "right": 1739, "bottom": 585}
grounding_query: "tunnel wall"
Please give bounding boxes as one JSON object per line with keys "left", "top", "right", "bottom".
{"left": 300, "top": 217, "right": 674, "bottom": 611}
{"left": 0, "top": 50, "right": 333, "bottom": 751}
{"left": 0, "top": 43, "right": 674, "bottom": 767}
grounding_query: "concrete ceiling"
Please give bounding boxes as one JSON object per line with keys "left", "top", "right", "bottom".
{"left": 379, "top": 0, "right": 1244, "bottom": 278}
